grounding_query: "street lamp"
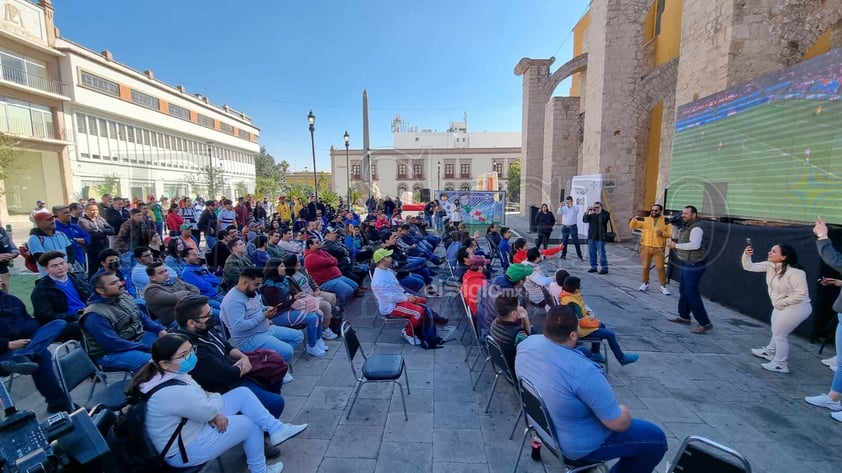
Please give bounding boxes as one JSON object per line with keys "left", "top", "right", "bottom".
{"left": 344, "top": 130, "right": 350, "bottom": 210}
{"left": 307, "top": 110, "right": 318, "bottom": 202}
{"left": 437, "top": 161, "right": 441, "bottom": 191}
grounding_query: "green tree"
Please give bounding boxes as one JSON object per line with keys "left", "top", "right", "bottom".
{"left": 92, "top": 174, "right": 120, "bottom": 198}
{"left": 507, "top": 157, "right": 521, "bottom": 201}
{"left": 185, "top": 165, "right": 227, "bottom": 199}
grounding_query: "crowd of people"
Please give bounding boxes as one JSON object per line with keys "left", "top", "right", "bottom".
{"left": 2, "top": 190, "right": 841, "bottom": 472}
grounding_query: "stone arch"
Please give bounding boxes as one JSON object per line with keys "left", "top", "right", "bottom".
{"left": 545, "top": 53, "right": 589, "bottom": 98}
{"left": 772, "top": 1, "right": 842, "bottom": 63}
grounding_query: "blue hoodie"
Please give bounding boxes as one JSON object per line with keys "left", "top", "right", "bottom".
{"left": 181, "top": 263, "right": 221, "bottom": 299}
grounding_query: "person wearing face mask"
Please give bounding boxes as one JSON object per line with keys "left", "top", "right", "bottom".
{"left": 143, "top": 262, "right": 201, "bottom": 328}
{"left": 89, "top": 248, "right": 140, "bottom": 300}
{"left": 128, "top": 334, "right": 289, "bottom": 473}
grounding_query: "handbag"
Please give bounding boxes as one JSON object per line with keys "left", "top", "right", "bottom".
{"left": 578, "top": 316, "right": 601, "bottom": 329}
{"left": 244, "top": 348, "right": 289, "bottom": 390}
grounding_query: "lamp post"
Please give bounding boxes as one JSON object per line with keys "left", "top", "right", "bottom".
{"left": 344, "top": 130, "right": 350, "bottom": 210}
{"left": 307, "top": 110, "right": 318, "bottom": 202}
{"left": 437, "top": 161, "right": 441, "bottom": 191}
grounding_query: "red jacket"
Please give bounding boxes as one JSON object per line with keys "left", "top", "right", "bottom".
{"left": 461, "top": 269, "right": 487, "bottom": 315}
{"left": 303, "top": 249, "right": 341, "bottom": 284}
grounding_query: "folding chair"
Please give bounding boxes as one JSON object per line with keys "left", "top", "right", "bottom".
{"left": 484, "top": 336, "right": 525, "bottom": 441}
{"left": 368, "top": 269, "right": 409, "bottom": 344}
{"left": 667, "top": 435, "right": 752, "bottom": 473}
{"left": 341, "top": 321, "right": 410, "bottom": 420}
{"left": 459, "top": 291, "right": 483, "bottom": 363}
{"left": 53, "top": 340, "right": 131, "bottom": 412}
{"left": 513, "top": 376, "right": 609, "bottom": 473}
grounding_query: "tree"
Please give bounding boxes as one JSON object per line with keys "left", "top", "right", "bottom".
{"left": 92, "top": 174, "right": 120, "bottom": 198}
{"left": 235, "top": 181, "right": 249, "bottom": 198}
{"left": 0, "top": 134, "right": 24, "bottom": 196}
{"left": 185, "top": 165, "right": 227, "bottom": 199}
{"left": 507, "top": 157, "right": 521, "bottom": 201}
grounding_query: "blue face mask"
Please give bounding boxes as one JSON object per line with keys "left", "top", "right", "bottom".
{"left": 176, "top": 351, "right": 197, "bottom": 374}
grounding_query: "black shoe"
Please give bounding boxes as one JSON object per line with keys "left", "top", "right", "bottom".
{"left": 0, "top": 356, "right": 39, "bottom": 375}
{"left": 598, "top": 269, "right": 608, "bottom": 274}
{"left": 560, "top": 255, "right": 567, "bottom": 260}
{"left": 587, "top": 268, "right": 598, "bottom": 273}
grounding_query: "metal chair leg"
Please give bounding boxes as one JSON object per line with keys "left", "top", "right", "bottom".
{"left": 472, "top": 357, "right": 489, "bottom": 391}
{"left": 345, "top": 381, "right": 365, "bottom": 419}
{"left": 485, "top": 373, "right": 499, "bottom": 413}
{"left": 512, "top": 427, "right": 529, "bottom": 473}
{"left": 396, "top": 381, "right": 408, "bottom": 421}
{"left": 509, "top": 408, "right": 523, "bottom": 440}
{"left": 403, "top": 368, "right": 411, "bottom": 395}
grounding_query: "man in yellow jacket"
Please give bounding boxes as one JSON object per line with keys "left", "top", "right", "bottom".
{"left": 276, "top": 196, "right": 292, "bottom": 224}
{"left": 630, "top": 204, "right": 671, "bottom": 295}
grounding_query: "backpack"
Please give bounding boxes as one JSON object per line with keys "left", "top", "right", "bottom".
{"left": 107, "top": 379, "right": 188, "bottom": 472}
{"left": 418, "top": 306, "right": 444, "bottom": 350}
{"left": 18, "top": 236, "right": 44, "bottom": 273}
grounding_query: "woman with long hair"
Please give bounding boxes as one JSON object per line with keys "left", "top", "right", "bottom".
{"left": 165, "top": 203, "right": 184, "bottom": 237}
{"left": 261, "top": 258, "right": 328, "bottom": 357}
{"left": 743, "top": 243, "right": 811, "bottom": 373}
{"left": 127, "top": 334, "right": 286, "bottom": 473}
{"left": 164, "top": 238, "right": 186, "bottom": 275}
{"left": 282, "top": 254, "right": 340, "bottom": 339}
{"left": 534, "top": 203, "right": 556, "bottom": 250}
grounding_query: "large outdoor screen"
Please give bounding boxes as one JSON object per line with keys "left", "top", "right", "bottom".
{"left": 667, "top": 47, "right": 842, "bottom": 224}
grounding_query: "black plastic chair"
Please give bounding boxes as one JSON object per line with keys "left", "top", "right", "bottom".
{"left": 513, "top": 376, "right": 608, "bottom": 473}
{"left": 53, "top": 340, "right": 131, "bottom": 412}
{"left": 483, "top": 336, "right": 523, "bottom": 441}
{"left": 341, "top": 321, "right": 410, "bottom": 420}
{"left": 667, "top": 435, "right": 752, "bottom": 473}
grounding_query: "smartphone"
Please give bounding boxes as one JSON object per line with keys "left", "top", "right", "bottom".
{"left": 745, "top": 238, "right": 752, "bottom": 247}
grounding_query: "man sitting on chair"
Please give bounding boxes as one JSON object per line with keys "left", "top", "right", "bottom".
{"left": 516, "top": 305, "right": 667, "bottom": 471}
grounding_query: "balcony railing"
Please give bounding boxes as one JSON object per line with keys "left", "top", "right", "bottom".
{"left": 1, "top": 65, "right": 69, "bottom": 96}
{"left": 413, "top": 173, "right": 423, "bottom": 179}
{"left": 0, "top": 116, "right": 56, "bottom": 140}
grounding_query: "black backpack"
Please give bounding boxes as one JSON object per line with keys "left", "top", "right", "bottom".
{"left": 418, "top": 306, "right": 444, "bottom": 350}
{"left": 107, "top": 379, "right": 188, "bottom": 473}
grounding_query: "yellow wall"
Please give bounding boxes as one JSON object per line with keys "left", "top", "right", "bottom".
{"left": 643, "top": 0, "right": 682, "bottom": 67}
{"left": 645, "top": 101, "right": 663, "bottom": 206}
{"left": 569, "top": 11, "right": 590, "bottom": 97}
{"left": 803, "top": 29, "right": 831, "bottom": 60}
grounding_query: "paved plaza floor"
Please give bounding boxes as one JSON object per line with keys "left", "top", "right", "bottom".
{"left": 4, "top": 214, "right": 840, "bottom": 472}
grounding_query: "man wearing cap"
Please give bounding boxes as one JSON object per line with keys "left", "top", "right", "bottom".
{"left": 322, "top": 226, "right": 366, "bottom": 285}
{"left": 370, "top": 248, "right": 434, "bottom": 345}
{"left": 29, "top": 200, "right": 50, "bottom": 225}
{"left": 516, "top": 305, "right": 667, "bottom": 470}
{"left": 53, "top": 205, "right": 90, "bottom": 272}
{"left": 28, "top": 213, "right": 74, "bottom": 276}
{"left": 176, "top": 223, "right": 199, "bottom": 252}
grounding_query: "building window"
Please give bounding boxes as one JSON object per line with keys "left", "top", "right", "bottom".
{"left": 0, "top": 96, "right": 54, "bottom": 139}
{"left": 397, "top": 163, "right": 407, "bottom": 179}
{"left": 238, "top": 129, "right": 249, "bottom": 140}
{"left": 0, "top": 50, "right": 51, "bottom": 92}
{"left": 80, "top": 71, "right": 119, "bottom": 96}
{"left": 413, "top": 163, "right": 423, "bottom": 179}
{"left": 108, "top": 121, "right": 118, "bottom": 139}
{"left": 444, "top": 163, "right": 454, "bottom": 179}
{"left": 397, "top": 184, "right": 408, "bottom": 194}
{"left": 126, "top": 126, "right": 135, "bottom": 143}
{"left": 371, "top": 163, "right": 378, "bottom": 180}
{"left": 493, "top": 162, "right": 503, "bottom": 176}
{"left": 130, "top": 89, "right": 159, "bottom": 110}
{"left": 76, "top": 113, "right": 87, "bottom": 134}
{"left": 118, "top": 123, "right": 126, "bottom": 141}
{"left": 460, "top": 163, "right": 471, "bottom": 178}
{"left": 461, "top": 183, "right": 471, "bottom": 191}
{"left": 351, "top": 164, "right": 361, "bottom": 179}
{"left": 197, "top": 114, "right": 214, "bottom": 128}
{"left": 168, "top": 103, "right": 190, "bottom": 120}
{"left": 220, "top": 123, "right": 234, "bottom": 135}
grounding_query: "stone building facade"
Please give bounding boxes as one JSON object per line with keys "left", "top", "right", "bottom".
{"left": 516, "top": 0, "right": 842, "bottom": 237}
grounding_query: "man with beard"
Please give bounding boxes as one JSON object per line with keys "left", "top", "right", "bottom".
{"left": 630, "top": 204, "right": 672, "bottom": 295}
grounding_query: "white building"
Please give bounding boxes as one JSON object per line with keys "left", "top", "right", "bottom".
{"left": 56, "top": 39, "right": 259, "bottom": 203}
{"left": 329, "top": 115, "right": 520, "bottom": 204}
{"left": 0, "top": 0, "right": 258, "bottom": 220}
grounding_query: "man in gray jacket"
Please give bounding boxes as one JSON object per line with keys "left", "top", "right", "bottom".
{"left": 143, "top": 262, "right": 200, "bottom": 327}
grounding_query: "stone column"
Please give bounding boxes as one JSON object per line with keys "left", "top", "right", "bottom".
{"left": 543, "top": 97, "right": 581, "bottom": 208}
{"left": 514, "top": 57, "right": 554, "bottom": 216}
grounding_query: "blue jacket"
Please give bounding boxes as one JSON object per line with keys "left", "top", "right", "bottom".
{"left": 498, "top": 239, "right": 512, "bottom": 270}
{"left": 0, "top": 292, "right": 39, "bottom": 354}
{"left": 181, "top": 263, "right": 221, "bottom": 299}
{"left": 54, "top": 220, "right": 90, "bottom": 265}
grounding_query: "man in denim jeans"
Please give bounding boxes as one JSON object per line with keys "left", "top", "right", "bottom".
{"left": 516, "top": 305, "right": 667, "bottom": 472}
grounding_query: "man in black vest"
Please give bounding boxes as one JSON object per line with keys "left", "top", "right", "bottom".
{"left": 667, "top": 205, "right": 713, "bottom": 334}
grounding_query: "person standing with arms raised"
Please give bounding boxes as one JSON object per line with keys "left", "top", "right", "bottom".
{"left": 630, "top": 204, "right": 671, "bottom": 295}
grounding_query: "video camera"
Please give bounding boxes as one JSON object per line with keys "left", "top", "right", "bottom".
{"left": 0, "top": 380, "right": 114, "bottom": 473}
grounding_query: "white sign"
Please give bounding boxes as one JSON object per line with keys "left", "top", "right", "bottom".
{"left": 1, "top": 0, "right": 47, "bottom": 45}
{"left": 569, "top": 173, "right": 603, "bottom": 238}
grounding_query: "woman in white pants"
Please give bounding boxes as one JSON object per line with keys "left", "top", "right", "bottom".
{"left": 127, "top": 334, "right": 288, "bottom": 473}
{"left": 742, "top": 243, "right": 811, "bottom": 373}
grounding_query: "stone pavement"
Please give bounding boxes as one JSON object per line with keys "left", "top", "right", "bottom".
{"left": 3, "top": 213, "right": 840, "bottom": 472}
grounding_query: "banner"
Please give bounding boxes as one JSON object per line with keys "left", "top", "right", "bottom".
{"left": 435, "top": 190, "right": 506, "bottom": 225}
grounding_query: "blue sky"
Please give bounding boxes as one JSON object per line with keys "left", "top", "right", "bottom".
{"left": 54, "top": 0, "right": 589, "bottom": 171}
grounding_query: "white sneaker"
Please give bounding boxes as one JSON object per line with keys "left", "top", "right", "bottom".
{"left": 660, "top": 285, "right": 671, "bottom": 295}
{"left": 266, "top": 462, "right": 284, "bottom": 473}
{"left": 821, "top": 355, "right": 837, "bottom": 367}
{"left": 760, "top": 361, "right": 789, "bottom": 374}
{"left": 316, "top": 338, "right": 329, "bottom": 351}
{"left": 832, "top": 411, "right": 842, "bottom": 423}
{"left": 322, "top": 327, "right": 338, "bottom": 340}
{"left": 751, "top": 347, "right": 775, "bottom": 361}
{"left": 306, "top": 345, "right": 326, "bottom": 357}
{"left": 282, "top": 372, "right": 294, "bottom": 384}
{"left": 401, "top": 328, "right": 421, "bottom": 346}
{"left": 269, "top": 423, "right": 308, "bottom": 446}
{"left": 638, "top": 283, "right": 649, "bottom": 292}
{"left": 805, "top": 394, "right": 842, "bottom": 411}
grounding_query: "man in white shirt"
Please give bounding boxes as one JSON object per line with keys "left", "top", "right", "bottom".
{"left": 370, "top": 248, "right": 427, "bottom": 346}
{"left": 558, "top": 196, "right": 583, "bottom": 260}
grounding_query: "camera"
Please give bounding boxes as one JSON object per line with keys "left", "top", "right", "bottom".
{"left": 0, "top": 382, "right": 112, "bottom": 473}
{"left": 667, "top": 213, "right": 684, "bottom": 225}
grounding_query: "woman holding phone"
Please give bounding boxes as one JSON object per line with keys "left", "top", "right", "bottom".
{"left": 742, "top": 243, "right": 811, "bottom": 373}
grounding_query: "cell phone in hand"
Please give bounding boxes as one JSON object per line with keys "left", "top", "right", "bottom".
{"left": 745, "top": 238, "right": 752, "bottom": 247}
